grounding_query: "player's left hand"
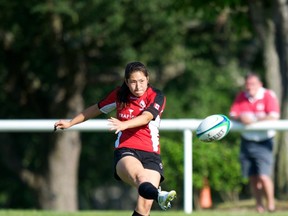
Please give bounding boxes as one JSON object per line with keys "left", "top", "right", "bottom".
{"left": 108, "top": 117, "right": 126, "bottom": 134}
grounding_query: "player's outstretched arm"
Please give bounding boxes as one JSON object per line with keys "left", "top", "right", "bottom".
{"left": 54, "top": 104, "right": 102, "bottom": 130}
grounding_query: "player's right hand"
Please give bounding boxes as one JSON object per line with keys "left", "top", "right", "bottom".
{"left": 54, "top": 120, "right": 71, "bottom": 131}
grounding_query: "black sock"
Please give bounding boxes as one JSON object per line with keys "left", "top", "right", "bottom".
{"left": 138, "top": 182, "right": 158, "bottom": 200}
{"left": 132, "top": 210, "right": 144, "bottom": 216}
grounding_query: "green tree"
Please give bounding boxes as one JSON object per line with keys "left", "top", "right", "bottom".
{"left": 1, "top": 0, "right": 286, "bottom": 211}
{"left": 0, "top": 0, "right": 194, "bottom": 210}
{"left": 248, "top": 0, "right": 288, "bottom": 199}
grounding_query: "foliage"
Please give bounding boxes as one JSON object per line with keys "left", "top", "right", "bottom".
{"left": 0, "top": 0, "right": 271, "bottom": 210}
{"left": 160, "top": 135, "right": 184, "bottom": 205}
{"left": 78, "top": 132, "right": 116, "bottom": 209}
{"left": 193, "top": 138, "right": 247, "bottom": 202}
{"left": 160, "top": 132, "right": 246, "bottom": 205}
{"left": 163, "top": 61, "right": 238, "bottom": 119}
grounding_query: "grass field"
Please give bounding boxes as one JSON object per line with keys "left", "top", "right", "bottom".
{"left": 1, "top": 199, "right": 287, "bottom": 216}
{"left": 1, "top": 200, "right": 288, "bottom": 216}
{"left": 0, "top": 210, "right": 288, "bottom": 216}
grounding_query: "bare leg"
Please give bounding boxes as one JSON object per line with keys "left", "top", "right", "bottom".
{"left": 250, "top": 176, "right": 264, "bottom": 213}
{"left": 116, "top": 156, "right": 161, "bottom": 216}
{"left": 259, "top": 175, "right": 275, "bottom": 211}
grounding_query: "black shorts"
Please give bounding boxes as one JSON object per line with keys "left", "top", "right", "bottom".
{"left": 114, "top": 147, "right": 165, "bottom": 182}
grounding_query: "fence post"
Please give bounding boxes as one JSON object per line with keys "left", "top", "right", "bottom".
{"left": 184, "top": 129, "right": 193, "bottom": 214}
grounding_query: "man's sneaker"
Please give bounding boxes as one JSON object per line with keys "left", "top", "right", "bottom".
{"left": 158, "top": 189, "right": 177, "bottom": 210}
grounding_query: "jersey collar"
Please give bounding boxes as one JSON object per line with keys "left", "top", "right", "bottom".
{"left": 245, "top": 87, "right": 265, "bottom": 102}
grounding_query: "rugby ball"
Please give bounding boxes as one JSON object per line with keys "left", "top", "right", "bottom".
{"left": 196, "top": 114, "right": 231, "bottom": 142}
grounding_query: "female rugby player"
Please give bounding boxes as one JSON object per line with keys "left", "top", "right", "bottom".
{"left": 54, "top": 62, "right": 176, "bottom": 216}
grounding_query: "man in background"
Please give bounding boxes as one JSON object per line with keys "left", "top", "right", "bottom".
{"left": 229, "top": 73, "right": 280, "bottom": 213}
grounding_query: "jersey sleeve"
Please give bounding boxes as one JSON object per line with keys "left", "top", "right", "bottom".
{"left": 145, "top": 89, "right": 166, "bottom": 120}
{"left": 265, "top": 90, "right": 280, "bottom": 118}
{"left": 97, "top": 88, "right": 118, "bottom": 114}
{"left": 229, "top": 92, "right": 243, "bottom": 118}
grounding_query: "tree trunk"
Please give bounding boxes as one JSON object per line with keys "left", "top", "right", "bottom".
{"left": 32, "top": 6, "right": 87, "bottom": 210}
{"left": 249, "top": 0, "right": 288, "bottom": 199}
{"left": 274, "top": 0, "right": 288, "bottom": 199}
{"left": 248, "top": 0, "right": 281, "bottom": 98}
{"left": 41, "top": 131, "right": 81, "bottom": 210}
{"left": 262, "top": 19, "right": 281, "bottom": 99}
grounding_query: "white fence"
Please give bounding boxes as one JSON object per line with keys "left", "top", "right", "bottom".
{"left": 1, "top": 119, "right": 288, "bottom": 214}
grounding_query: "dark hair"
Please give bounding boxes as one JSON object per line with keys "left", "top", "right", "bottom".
{"left": 244, "top": 72, "right": 262, "bottom": 82}
{"left": 117, "top": 62, "right": 149, "bottom": 107}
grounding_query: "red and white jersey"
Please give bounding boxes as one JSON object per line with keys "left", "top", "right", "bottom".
{"left": 230, "top": 87, "right": 280, "bottom": 141}
{"left": 98, "top": 86, "right": 166, "bottom": 154}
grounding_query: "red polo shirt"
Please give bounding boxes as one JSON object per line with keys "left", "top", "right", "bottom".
{"left": 230, "top": 87, "right": 280, "bottom": 141}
